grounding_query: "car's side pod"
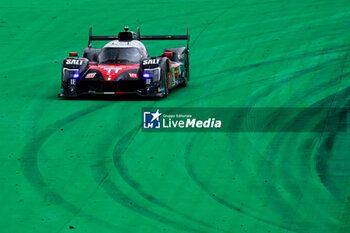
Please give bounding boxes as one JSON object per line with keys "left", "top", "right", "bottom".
{"left": 163, "top": 47, "right": 189, "bottom": 82}
{"left": 163, "top": 47, "right": 186, "bottom": 61}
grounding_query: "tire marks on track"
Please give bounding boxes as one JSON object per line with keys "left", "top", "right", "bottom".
{"left": 90, "top": 127, "right": 214, "bottom": 233}
{"left": 176, "top": 46, "right": 350, "bottom": 232}
{"left": 311, "top": 88, "right": 350, "bottom": 198}
{"left": 196, "top": 43, "right": 350, "bottom": 81}
{"left": 112, "top": 127, "right": 231, "bottom": 233}
{"left": 82, "top": 98, "right": 226, "bottom": 233}
{"left": 183, "top": 136, "right": 298, "bottom": 232}
{"left": 20, "top": 103, "right": 129, "bottom": 232}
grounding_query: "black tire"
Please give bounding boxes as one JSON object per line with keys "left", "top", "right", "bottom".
{"left": 179, "top": 79, "right": 187, "bottom": 87}
{"left": 179, "top": 51, "right": 189, "bottom": 88}
{"left": 185, "top": 51, "right": 190, "bottom": 81}
{"left": 179, "top": 69, "right": 187, "bottom": 87}
{"left": 161, "top": 66, "right": 169, "bottom": 97}
{"left": 179, "top": 82, "right": 187, "bottom": 88}
{"left": 179, "top": 63, "right": 188, "bottom": 88}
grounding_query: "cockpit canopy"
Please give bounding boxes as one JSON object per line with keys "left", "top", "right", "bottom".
{"left": 98, "top": 47, "right": 144, "bottom": 64}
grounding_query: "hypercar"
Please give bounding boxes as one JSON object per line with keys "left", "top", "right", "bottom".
{"left": 59, "top": 26, "right": 190, "bottom": 98}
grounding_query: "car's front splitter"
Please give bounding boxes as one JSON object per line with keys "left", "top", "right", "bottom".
{"left": 58, "top": 90, "right": 165, "bottom": 98}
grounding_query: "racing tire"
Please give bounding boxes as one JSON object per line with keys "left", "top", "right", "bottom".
{"left": 161, "top": 67, "right": 169, "bottom": 98}
{"left": 179, "top": 71, "right": 187, "bottom": 88}
{"left": 179, "top": 51, "right": 189, "bottom": 88}
{"left": 179, "top": 78, "right": 187, "bottom": 88}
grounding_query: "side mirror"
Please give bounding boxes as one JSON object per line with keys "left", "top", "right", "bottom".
{"left": 164, "top": 52, "right": 173, "bottom": 58}
{"left": 69, "top": 52, "right": 79, "bottom": 57}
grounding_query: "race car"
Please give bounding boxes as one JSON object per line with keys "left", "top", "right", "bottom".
{"left": 59, "top": 26, "right": 190, "bottom": 98}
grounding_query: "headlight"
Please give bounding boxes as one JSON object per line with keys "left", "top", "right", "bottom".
{"left": 72, "top": 73, "right": 80, "bottom": 78}
{"left": 143, "top": 68, "right": 160, "bottom": 81}
{"left": 62, "top": 68, "right": 80, "bottom": 81}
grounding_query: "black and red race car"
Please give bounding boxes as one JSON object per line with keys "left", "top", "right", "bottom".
{"left": 59, "top": 26, "right": 190, "bottom": 98}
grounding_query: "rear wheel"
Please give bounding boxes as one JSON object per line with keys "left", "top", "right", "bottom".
{"left": 179, "top": 51, "right": 189, "bottom": 87}
{"left": 179, "top": 66, "right": 188, "bottom": 88}
{"left": 179, "top": 77, "right": 187, "bottom": 87}
{"left": 161, "top": 66, "right": 168, "bottom": 97}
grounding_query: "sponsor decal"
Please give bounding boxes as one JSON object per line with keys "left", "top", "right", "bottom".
{"left": 103, "top": 67, "right": 123, "bottom": 81}
{"left": 143, "top": 59, "right": 160, "bottom": 65}
{"left": 85, "top": 73, "right": 96, "bottom": 79}
{"left": 69, "top": 79, "right": 76, "bottom": 85}
{"left": 88, "top": 64, "right": 140, "bottom": 81}
{"left": 103, "top": 67, "right": 123, "bottom": 75}
{"left": 129, "top": 73, "right": 138, "bottom": 78}
{"left": 66, "top": 59, "right": 83, "bottom": 65}
{"left": 172, "top": 63, "right": 180, "bottom": 78}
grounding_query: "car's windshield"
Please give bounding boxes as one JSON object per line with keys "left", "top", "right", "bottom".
{"left": 98, "top": 47, "right": 143, "bottom": 64}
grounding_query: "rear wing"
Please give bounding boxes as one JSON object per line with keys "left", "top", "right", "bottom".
{"left": 88, "top": 26, "right": 190, "bottom": 50}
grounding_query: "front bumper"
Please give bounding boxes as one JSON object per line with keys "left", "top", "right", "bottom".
{"left": 59, "top": 79, "right": 164, "bottom": 98}
{"left": 58, "top": 90, "right": 165, "bottom": 98}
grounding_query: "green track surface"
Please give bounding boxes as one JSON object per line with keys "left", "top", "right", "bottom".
{"left": 1, "top": 0, "right": 350, "bottom": 232}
